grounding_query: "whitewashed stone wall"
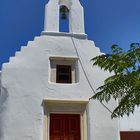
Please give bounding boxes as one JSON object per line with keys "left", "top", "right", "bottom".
{"left": 120, "top": 107, "right": 140, "bottom": 131}
{"left": 0, "top": 35, "right": 119, "bottom": 140}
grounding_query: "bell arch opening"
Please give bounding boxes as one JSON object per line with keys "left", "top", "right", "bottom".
{"left": 59, "top": 5, "right": 69, "bottom": 32}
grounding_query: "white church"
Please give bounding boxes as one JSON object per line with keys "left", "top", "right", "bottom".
{"left": 0, "top": 0, "right": 140, "bottom": 140}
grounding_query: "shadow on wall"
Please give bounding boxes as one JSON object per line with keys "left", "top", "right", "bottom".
{"left": 0, "top": 86, "right": 8, "bottom": 139}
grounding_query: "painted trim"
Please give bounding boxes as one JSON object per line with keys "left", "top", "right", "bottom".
{"left": 42, "top": 98, "right": 89, "bottom": 105}
{"left": 49, "top": 56, "right": 79, "bottom": 60}
{"left": 41, "top": 31, "right": 87, "bottom": 39}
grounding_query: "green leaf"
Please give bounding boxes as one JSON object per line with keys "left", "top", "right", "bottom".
{"left": 91, "top": 43, "right": 140, "bottom": 118}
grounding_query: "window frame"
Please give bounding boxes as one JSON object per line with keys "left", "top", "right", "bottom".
{"left": 49, "top": 57, "right": 79, "bottom": 84}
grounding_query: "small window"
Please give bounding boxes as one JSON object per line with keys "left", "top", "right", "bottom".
{"left": 56, "top": 65, "right": 72, "bottom": 83}
{"left": 49, "top": 57, "right": 79, "bottom": 84}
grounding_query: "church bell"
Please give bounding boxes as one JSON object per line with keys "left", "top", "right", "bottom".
{"left": 60, "top": 5, "right": 69, "bottom": 20}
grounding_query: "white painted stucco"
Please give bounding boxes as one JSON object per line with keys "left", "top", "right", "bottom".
{"left": 0, "top": 34, "right": 119, "bottom": 140}
{"left": 120, "top": 107, "right": 140, "bottom": 131}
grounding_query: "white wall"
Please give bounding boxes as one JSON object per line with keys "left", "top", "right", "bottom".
{"left": 120, "top": 107, "right": 140, "bottom": 131}
{"left": 0, "top": 35, "right": 119, "bottom": 140}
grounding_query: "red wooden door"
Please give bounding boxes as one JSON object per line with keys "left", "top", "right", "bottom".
{"left": 50, "top": 114, "right": 81, "bottom": 140}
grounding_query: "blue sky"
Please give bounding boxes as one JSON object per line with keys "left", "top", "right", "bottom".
{"left": 0, "top": 0, "right": 140, "bottom": 69}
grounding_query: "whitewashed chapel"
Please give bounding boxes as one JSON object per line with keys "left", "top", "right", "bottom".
{"left": 0, "top": 0, "right": 140, "bottom": 140}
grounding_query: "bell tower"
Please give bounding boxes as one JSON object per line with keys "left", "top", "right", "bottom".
{"left": 42, "top": 0, "right": 85, "bottom": 34}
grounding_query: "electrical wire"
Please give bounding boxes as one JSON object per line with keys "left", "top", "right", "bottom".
{"left": 69, "top": 12, "right": 113, "bottom": 114}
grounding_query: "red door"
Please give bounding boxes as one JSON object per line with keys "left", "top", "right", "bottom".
{"left": 50, "top": 114, "right": 81, "bottom": 140}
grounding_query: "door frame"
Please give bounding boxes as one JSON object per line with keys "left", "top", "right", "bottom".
{"left": 42, "top": 99, "right": 88, "bottom": 140}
